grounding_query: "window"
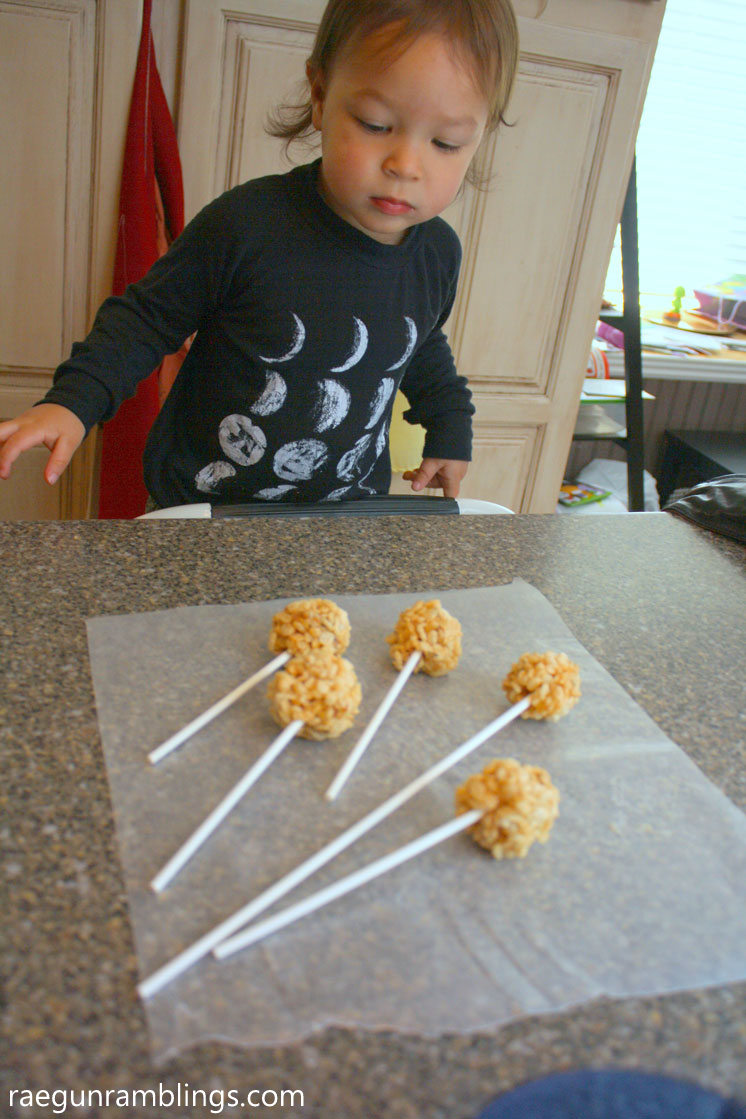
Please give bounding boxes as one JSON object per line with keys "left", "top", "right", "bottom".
{"left": 604, "top": 0, "right": 746, "bottom": 306}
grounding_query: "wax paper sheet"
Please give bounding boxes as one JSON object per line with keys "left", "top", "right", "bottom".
{"left": 86, "top": 580, "right": 746, "bottom": 1061}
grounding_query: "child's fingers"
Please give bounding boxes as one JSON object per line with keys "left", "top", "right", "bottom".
{"left": 440, "top": 473, "right": 460, "bottom": 498}
{"left": 439, "top": 462, "right": 468, "bottom": 498}
{"left": 402, "top": 459, "right": 467, "bottom": 498}
{"left": 0, "top": 418, "right": 21, "bottom": 444}
{"left": 0, "top": 424, "right": 52, "bottom": 476}
{"left": 403, "top": 461, "right": 438, "bottom": 492}
{"left": 44, "top": 434, "right": 78, "bottom": 485}
{"left": 0, "top": 408, "right": 84, "bottom": 481}
{"left": 0, "top": 424, "right": 27, "bottom": 478}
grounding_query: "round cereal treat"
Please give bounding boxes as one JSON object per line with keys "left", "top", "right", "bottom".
{"left": 268, "top": 598, "right": 351, "bottom": 657}
{"left": 502, "top": 651, "right": 580, "bottom": 721}
{"left": 455, "top": 758, "right": 559, "bottom": 859}
{"left": 267, "top": 650, "right": 361, "bottom": 740}
{"left": 386, "top": 599, "right": 461, "bottom": 677}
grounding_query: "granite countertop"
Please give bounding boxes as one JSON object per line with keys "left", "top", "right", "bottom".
{"left": 2, "top": 512, "right": 745, "bottom": 1118}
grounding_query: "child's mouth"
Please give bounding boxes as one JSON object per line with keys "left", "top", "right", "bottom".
{"left": 371, "top": 197, "right": 414, "bottom": 216}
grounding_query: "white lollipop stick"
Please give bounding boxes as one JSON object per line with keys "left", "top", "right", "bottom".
{"left": 150, "top": 719, "right": 303, "bottom": 893}
{"left": 137, "top": 695, "right": 530, "bottom": 1000}
{"left": 325, "top": 650, "right": 421, "bottom": 801}
{"left": 148, "top": 652, "right": 290, "bottom": 765}
{"left": 215, "top": 809, "right": 483, "bottom": 959}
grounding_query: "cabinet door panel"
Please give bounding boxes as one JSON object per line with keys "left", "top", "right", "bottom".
{"left": 0, "top": 0, "right": 98, "bottom": 520}
{"left": 217, "top": 18, "right": 317, "bottom": 194}
{"left": 451, "top": 63, "right": 608, "bottom": 393}
{"left": 0, "top": 4, "right": 71, "bottom": 369}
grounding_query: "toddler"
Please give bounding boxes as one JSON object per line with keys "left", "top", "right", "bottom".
{"left": 0, "top": 0, "right": 519, "bottom": 510}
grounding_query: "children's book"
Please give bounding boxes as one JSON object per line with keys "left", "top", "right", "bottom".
{"left": 558, "top": 480, "right": 611, "bottom": 507}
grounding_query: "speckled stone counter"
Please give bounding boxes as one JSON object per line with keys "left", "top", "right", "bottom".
{"left": 2, "top": 512, "right": 745, "bottom": 1118}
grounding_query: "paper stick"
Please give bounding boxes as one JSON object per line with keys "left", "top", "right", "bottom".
{"left": 148, "top": 652, "right": 290, "bottom": 765}
{"left": 214, "top": 809, "right": 483, "bottom": 959}
{"left": 325, "top": 650, "right": 421, "bottom": 801}
{"left": 150, "top": 719, "right": 303, "bottom": 894}
{"left": 137, "top": 695, "right": 529, "bottom": 1000}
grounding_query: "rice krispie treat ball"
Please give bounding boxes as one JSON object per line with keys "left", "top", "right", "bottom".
{"left": 455, "top": 758, "right": 559, "bottom": 860}
{"left": 502, "top": 651, "right": 580, "bottom": 721}
{"left": 267, "top": 650, "right": 361, "bottom": 740}
{"left": 386, "top": 599, "right": 462, "bottom": 677}
{"left": 269, "top": 598, "right": 351, "bottom": 657}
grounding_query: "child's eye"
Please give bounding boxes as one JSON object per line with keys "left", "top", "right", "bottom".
{"left": 356, "top": 118, "right": 389, "bottom": 134}
{"left": 433, "top": 139, "right": 461, "bottom": 153}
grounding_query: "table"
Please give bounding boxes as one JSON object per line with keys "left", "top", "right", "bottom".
{"left": 658, "top": 429, "right": 746, "bottom": 506}
{"left": 2, "top": 512, "right": 745, "bottom": 1118}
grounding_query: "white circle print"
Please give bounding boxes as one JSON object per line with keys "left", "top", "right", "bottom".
{"left": 194, "top": 461, "right": 236, "bottom": 494}
{"left": 218, "top": 414, "right": 267, "bottom": 466}
{"left": 273, "top": 439, "right": 328, "bottom": 482}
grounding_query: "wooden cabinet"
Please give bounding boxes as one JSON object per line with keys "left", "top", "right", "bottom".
{"left": 1, "top": 0, "right": 666, "bottom": 517}
{"left": 0, "top": 0, "right": 142, "bottom": 519}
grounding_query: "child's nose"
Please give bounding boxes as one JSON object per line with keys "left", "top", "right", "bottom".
{"left": 382, "top": 139, "right": 422, "bottom": 180}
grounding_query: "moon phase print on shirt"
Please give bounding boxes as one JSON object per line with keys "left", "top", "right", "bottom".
{"left": 194, "top": 461, "right": 236, "bottom": 494}
{"left": 330, "top": 316, "right": 369, "bottom": 373}
{"left": 196, "top": 315, "right": 417, "bottom": 501}
{"left": 323, "top": 486, "right": 352, "bottom": 502}
{"left": 250, "top": 371, "right": 287, "bottom": 416}
{"left": 219, "top": 414, "right": 267, "bottom": 466}
{"left": 258, "top": 313, "right": 306, "bottom": 364}
{"left": 274, "top": 439, "right": 329, "bottom": 482}
{"left": 337, "top": 433, "right": 373, "bottom": 482}
{"left": 313, "top": 379, "right": 351, "bottom": 432}
{"left": 374, "top": 421, "right": 387, "bottom": 458}
{"left": 365, "top": 377, "right": 395, "bottom": 430}
{"left": 254, "top": 484, "right": 297, "bottom": 501}
{"left": 386, "top": 316, "right": 418, "bottom": 371}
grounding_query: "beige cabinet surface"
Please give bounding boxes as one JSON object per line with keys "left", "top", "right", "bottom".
{"left": 1, "top": 0, "right": 666, "bottom": 518}
{"left": 0, "top": 0, "right": 143, "bottom": 520}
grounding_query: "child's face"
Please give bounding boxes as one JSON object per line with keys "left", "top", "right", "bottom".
{"left": 309, "top": 29, "right": 488, "bottom": 245}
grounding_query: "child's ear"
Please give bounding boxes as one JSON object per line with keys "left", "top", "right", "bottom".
{"left": 306, "top": 62, "right": 326, "bottom": 131}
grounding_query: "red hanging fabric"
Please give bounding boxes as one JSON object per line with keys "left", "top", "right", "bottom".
{"left": 98, "top": 0, "right": 184, "bottom": 518}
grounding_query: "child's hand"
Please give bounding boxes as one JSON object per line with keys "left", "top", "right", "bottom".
{"left": 0, "top": 404, "right": 86, "bottom": 485}
{"left": 402, "top": 458, "right": 469, "bottom": 498}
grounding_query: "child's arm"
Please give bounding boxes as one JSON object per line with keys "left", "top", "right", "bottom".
{"left": 0, "top": 404, "right": 85, "bottom": 485}
{"left": 398, "top": 326, "right": 474, "bottom": 498}
{"left": 2, "top": 190, "right": 237, "bottom": 485}
{"left": 396, "top": 226, "right": 474, "bottom": 497}
{"left": 402, "top": 458, "right": 468, "bottom": 498}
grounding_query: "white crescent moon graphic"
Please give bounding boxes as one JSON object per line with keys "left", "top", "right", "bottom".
{"left": 330, "top": 316, "right": 368, "bottom": 372}
{"left": 274, "top": 439, "right": 328, "bottom": 482}
{"left": 322, "top": 486, "right": 352, "bottom": 502}
{"left": 251, "top": 371, "right": 287, "bottom": 416}
{"left": 218, "top": 414, "right": 267, "bottom": 466}
{"left": 314, "top": 379, "right": 351, "bottom": 432}
{"left": 386, "top": 316, "right": 418, "bottom": 371}
{"left": 365, "top": 377, "right": 395, "bottom": 430}
{"left": 194, "top": 461, "right": 236, "bottom": 493}
{"left": 254, "top": 484, "right": 297, "bottom": 501}
{"left": 375, "top": 421, "right": 388, "bottom": 458}
{"left": 337, "top": 433, "right": 373, "bottom": 481}
{"left": 259, "top": 313, "right": 306, "bottom": 364}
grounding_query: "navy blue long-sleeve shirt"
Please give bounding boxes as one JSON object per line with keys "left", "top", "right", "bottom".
{"left": 45, "top": 159, "right": 474, "bottom": 506}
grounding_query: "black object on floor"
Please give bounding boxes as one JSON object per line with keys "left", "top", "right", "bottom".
{"left": 476, "top": 1069, "right": 746, "bottom": 1119}
{"left": 658, "top": 429, "right": 746, "bottom": 506}
{"left": 664, "top": 474, "right": 746, "bottom": 544}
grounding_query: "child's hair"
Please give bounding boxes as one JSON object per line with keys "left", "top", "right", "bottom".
{"left": 267, "top": 0, "right": 520, "bottom": 187}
